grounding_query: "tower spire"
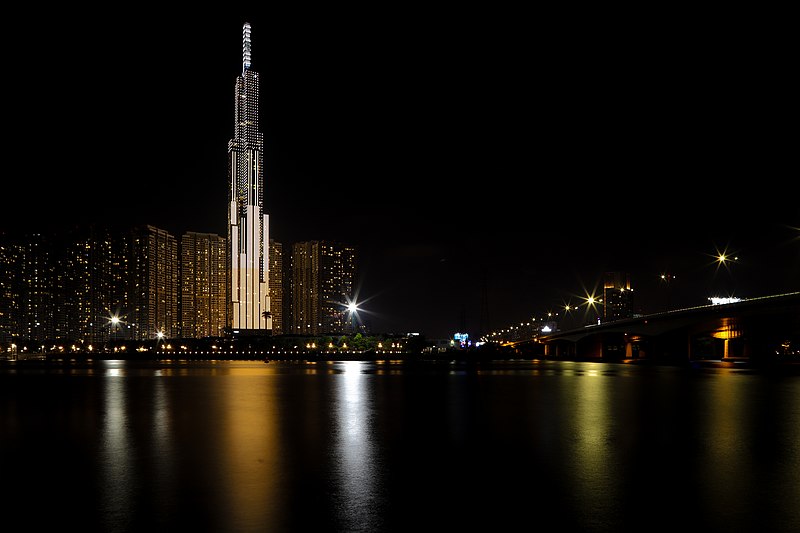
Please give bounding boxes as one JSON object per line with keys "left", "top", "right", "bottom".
{"left": 243, "top": 22, "right": 252, "bottom": 73}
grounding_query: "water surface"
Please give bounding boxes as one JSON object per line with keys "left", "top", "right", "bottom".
{"left": 1, "top": 359, "right": 798, "bottom": 532}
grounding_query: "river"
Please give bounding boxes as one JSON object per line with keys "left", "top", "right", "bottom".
{"left": 1, "top": 359, "right": 799, "bottom": 532}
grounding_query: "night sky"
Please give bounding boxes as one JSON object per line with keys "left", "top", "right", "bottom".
{"left": 3, "top": 9, "right": 797, "bottom": 339}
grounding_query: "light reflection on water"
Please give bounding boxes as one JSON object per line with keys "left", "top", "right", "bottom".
{"left": 99, "top": 365, "right": 135, "bottom": 529}
{"left": 567, "top": 366, "right": 623, "bottom": 531}
{"left": 1, "top": 360, "right": 800, "bottom": 532}
{"left": 215, "top": 365, "right": 282, "bottom": 531}
{"left": 331, "top": 361, "right": 382, "bottom": 531}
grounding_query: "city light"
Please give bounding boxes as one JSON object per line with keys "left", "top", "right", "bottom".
{"left": 342, "top": 295, "right": 362, "bottom": 333}
{"left": 708, "top": 244, "right": 739, "bottom": 274}
{"left": 108, "top": 314, "right": 125, "bottom": 341}
{"left": 582, "top": 292, "right": 602, "bottom": 313}
{"left": 709, "top": 297, "right": 743, "bottom": 305}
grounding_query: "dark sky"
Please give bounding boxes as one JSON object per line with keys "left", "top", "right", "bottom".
{"left": 2, "top": 9, "right": 798, "bottom": 339}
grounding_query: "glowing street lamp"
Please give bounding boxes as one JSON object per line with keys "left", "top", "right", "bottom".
{"left": 343, "top": 297, "right": 360, "bottom": 333}
{"left": 708, "top": 245, "right": 740, "bottom": 297}
{"left": 561, "top": 303, "right": 578, "bottom": 330}
{"left": 581, "top": 292, "right": 603, "bottom": 325}
{"left": 716, "top": 252, "right": 738, "bottom": 267}
{"left": 660, "top": 273, "right": 676, "bottom": 311}
{"left": 108, "top": 314, "right": 122, "bottom": 341}
{"left": 709, "top": 245, "right": 739, "bottom": 273}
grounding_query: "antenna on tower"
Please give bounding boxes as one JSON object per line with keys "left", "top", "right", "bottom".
{"left": 243, "top": 22, "right": 252, "bottom": 73}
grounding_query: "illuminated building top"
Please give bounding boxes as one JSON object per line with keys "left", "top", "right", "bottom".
{"left": 243, "top": 22, "right": 252, "bottom": 73}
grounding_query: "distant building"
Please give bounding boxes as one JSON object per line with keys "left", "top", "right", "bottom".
{"left": 180, "top": 232, "right": 227, "bottom": 338}
{"left": 290, "top": 241, "right": 357, "bottom": 335}
{"left": 603, "top": 271, "right": 633, "bottom": 322}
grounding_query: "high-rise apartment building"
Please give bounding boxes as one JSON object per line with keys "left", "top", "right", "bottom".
{"left": 1, "top": 227, "right": 130, "bottom": 346}
{"left": 268, "top": 239, "right": 284, "bottom": 335}
{"left": 17, "top": 233, "right": 57, "bottom": 344}
{"left": 130, "top": 225, "right": 179, "bottom": 339}
{"left": 227, "top": 22, "right": 271, "bottom": 334}
{"left": 0, "top": 234, "right": 21, "bottom": 345}
{"left": 290, "top": 241, "right": 357, "bottom": 335}
{"left": 180, "top": 232, "right": 227, "bottom": 338}
{"left": 1, "top": 225, "right": 227, "bottom": 346}
{"left": 61, "top": 225, "right": 125, "bottom": 344}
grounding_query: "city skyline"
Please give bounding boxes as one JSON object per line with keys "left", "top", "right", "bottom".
{"left": 2, "top": 11, "right": 797, "bottom": 339}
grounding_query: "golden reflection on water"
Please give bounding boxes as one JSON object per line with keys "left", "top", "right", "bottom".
{"left": 694, "top": 370, "right": 800, "bottom": 529}
{"left": 218, "top": 364, "right": 282, "bottom": 531}
{"left": 567, "top": 363, "right": 623, "bottom": 530}
{"left": 97, "top": 361, "right": 288, "bottom": 530}
{"left": 697, "top": 372, "right": 749, "bottom": 519}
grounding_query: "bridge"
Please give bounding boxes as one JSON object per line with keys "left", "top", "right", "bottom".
{"left": 507, "top": 291, "right": 800, "bottom": 364}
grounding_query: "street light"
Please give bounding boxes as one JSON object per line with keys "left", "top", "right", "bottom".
{"left": 582, "top": 292, "right": 602, "bottom": 325}
{"left": 709, "top": 245, "right": 739, "bottom": 274}
{"left": 562, "top": 303, "right": 578, "bottom": 330}
{"left": 709, "top": 245, "right": 740, "bottom": 297}
{"left": 660, "top": 273, "right": 676, "bottom": 311}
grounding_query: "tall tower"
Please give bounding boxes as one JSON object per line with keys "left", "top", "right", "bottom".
{"left": 228, "top": 22, "right": 271, "bottom": 334}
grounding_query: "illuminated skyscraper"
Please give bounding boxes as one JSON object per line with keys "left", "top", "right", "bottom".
{"left": 228, "top": 22, "right": 271, "bottom": 334}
